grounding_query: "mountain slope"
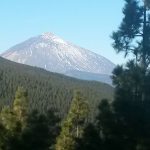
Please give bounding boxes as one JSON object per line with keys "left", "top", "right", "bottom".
{"left": 1, "top": 32, "right": 115, "bottom": 84}
{"left": 0, "top": 57, "right": 114, "bottom": 119}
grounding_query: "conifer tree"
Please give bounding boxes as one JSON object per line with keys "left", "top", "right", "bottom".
{"left": 0, "top": 87, "right": 29, "bottom": 150}
{"left": 76, "top": 123, "right": 101, "bottom": 150}
{"left": 13, "top": 87, "right": 28, "bottom": 127}
{"left": 112, "top": 0, "right": 150, "bottom": 70}
{"left": 55, "top": 91, "right": 89, "bottom": 150}
{"left": 0, "top": 106, "right": 18, "bottom": 131}
{"left": 20, "top": 109, "right": 60, "bottom": 150}
{"left": 0, "top": 87, "right": 29, "bottom": 131}
{"left": 0, "top": 123, "right": 8, "bottom": 150}
{"left": 106, "top": 0, "right": 150, "bottom": 149}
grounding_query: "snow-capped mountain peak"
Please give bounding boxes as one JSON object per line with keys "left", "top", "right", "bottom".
{"left": 1, "top": 32, "right": 115, "bottom": 84}
{"left": 41, "top": 32, "right": 67, "bottom": 45}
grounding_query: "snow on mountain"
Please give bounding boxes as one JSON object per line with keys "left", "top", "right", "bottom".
{"left": 1, "top": 32, "right": 115, "bottom": 84}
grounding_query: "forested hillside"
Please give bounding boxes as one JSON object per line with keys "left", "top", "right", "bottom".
{"left": 0, "top": 57, "right": 113, "bottom": 119}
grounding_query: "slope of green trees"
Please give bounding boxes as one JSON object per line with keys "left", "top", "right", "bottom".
{"left": 0, "top": 57, "right": 113, "bottom": 120}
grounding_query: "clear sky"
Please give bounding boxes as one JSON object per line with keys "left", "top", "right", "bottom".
{"left": 0, "top": 0, "right": 126, "bottom": 64}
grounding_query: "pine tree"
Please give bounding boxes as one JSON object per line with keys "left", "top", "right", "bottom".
{"left": 112, "top": 0, "right": 150, "bottom": 70}
{"left": 0, "top": 122, "right": 8, "bottom": 150}
{"left": 76, "top": 123, "right": 101, "bottom": 150}
{"left": 55, "top": 91, "right": 89, "bottom": 150}
{"left": 13, "top": 87, "right": 28, "bottom": 127}
{"left": 0, "top": 106, "right": 18, "bottom": 131}
{"left": 20, "top": 109, "right": 60, "bottom": 150}
{"left": 0, "top": 87, "right": 29, "bottom": 150}
{"left": 108, "top": 0, "right": 150, "bottom": 149}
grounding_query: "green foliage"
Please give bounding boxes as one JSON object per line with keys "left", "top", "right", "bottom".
{"left": 95, "top": 0, "right": 150, "bottom": 149}
{"left": 112, "top": 64, "right": 150, "bottom": 149}
{"left": 55, "top": 91, "right": 89, "bottom": 150}
{"left": 0, "top": 57, "right": 113, "bottom": 120}
{"left": 76, "top": 123, "right": 101, "bottom": 150}
{"left": 0, "top": 123, "right": 8, "bottom": 150}
{"left": 112, "top": 0, "right": 150, "bottom": 69}
{"left": 0, "top": 87, "right": 29, "bottom": 150}
{"left": 67, "top": 91, "right": 89, "bottom": 138}
{"left": 112, "top": 0, "right": 143, "bottom": 56}
{"left": 21, "top": 110, "right": 60, "bottom": 150}
{"left": 13, "top": 87, "right": 28, "bottom": 128}
{"left": 0, "top": 87, "right": 28, "bottom": 132}
{"left": 95, "top": 65, "right": 150, "bottom": 149}
{"left": 0, "top": 106, "right": 18, "bottom": 131}
{"left": 0, "top": 88, "right": 60, "bottom": 150}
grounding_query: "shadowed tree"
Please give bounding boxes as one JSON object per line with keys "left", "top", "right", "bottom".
{"left": 20, "top": 109, "right": 60, "bottom": 150}
{"left": 0, "top": 122, "right": 8, "bottom": 150}
{"left": 107, "top": 0, "right": 150, "bottom": 149}
{"left": 112, "top": 0, "right": 150, "bottom": 70}
{"left": 76, "top": 123, "right": 101, "bottom": 150}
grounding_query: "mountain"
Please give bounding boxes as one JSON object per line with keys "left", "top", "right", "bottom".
{"left": 0, "top": 56, "right": 113, "bottom": 120}
{"left": 1, "top": 32, "right": 115, "bottom": 84}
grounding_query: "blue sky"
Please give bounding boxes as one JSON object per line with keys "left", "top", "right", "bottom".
{"left": 0, "top": 0, "right": 125, "bottom": 64}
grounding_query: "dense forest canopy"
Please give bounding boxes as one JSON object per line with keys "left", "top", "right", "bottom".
{"left": 0, "top": 57, "right": 113, "bottom": 120}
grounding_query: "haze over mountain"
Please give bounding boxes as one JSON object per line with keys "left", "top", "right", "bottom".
{"left": 1, "top": 32, "right": 115, "bottom": 84}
